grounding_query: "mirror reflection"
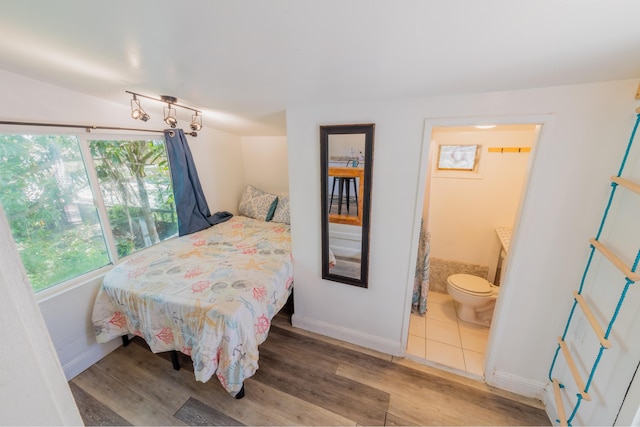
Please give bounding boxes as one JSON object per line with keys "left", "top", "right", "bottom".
{"left": 321, "top": 124, "right": 374, "bottom": 288}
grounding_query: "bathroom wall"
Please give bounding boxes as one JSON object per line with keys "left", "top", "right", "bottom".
{"left": 426, "top": 125, "right": 536, "bottom": 292}
{"left": 428, "top": 259, "right": 489, "bottom": 293}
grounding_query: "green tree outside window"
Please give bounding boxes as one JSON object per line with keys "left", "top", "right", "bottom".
{"left": 0, "top": 134, "right": 177, "bottom": 292}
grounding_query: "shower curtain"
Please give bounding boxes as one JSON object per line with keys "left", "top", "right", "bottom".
{"left": 412, "top": 218, "right": 430, "bottom": 314}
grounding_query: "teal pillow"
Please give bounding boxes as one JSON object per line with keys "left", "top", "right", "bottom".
{"left": 266, "top": 197, "right": 278, "bottom": 221}
{"left": 271, "top": 195, "right": 290, "bottom": 224}
{"left": 238, "top": 185, "right": 278, "bottom": 221}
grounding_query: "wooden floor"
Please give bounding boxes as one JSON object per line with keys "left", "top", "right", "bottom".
{"left": 70, "top": 312, "right": 551, "bottom": 426}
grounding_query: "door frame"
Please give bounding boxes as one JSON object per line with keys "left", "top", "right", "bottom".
{"left": 401, "top": 114, "right": 554, "bottom": 384}
{"left": 614, "top": 344, "right": 640, "bottom": 424}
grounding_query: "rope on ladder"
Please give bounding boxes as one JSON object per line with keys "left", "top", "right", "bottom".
{"left": 549, "top": 114, "right": 640, "bottom": 426}
{"left": 617, "top": 113, "right": 640, "bottom": 178}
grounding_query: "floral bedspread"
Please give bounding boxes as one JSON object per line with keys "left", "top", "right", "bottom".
{"left": 92, "top": 215, "right": 293, "bottom": 397}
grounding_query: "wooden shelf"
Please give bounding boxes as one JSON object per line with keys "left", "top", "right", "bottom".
{"left": 611, "top": 176, "right": 640, "bottom": 196}
{"left": 589, "top": 238, "right": 640, "bottom": 282}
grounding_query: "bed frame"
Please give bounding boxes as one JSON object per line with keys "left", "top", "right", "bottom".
{"left": 120, "top": 334, "right": 246, "bottom": 399}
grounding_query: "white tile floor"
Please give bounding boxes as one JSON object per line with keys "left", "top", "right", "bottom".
{"left": 407, "top": 291, "right": 490, "bottom": 377}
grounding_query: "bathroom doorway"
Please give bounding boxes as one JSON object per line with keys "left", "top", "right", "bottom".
{"left": 406, "top": 121, "right": 542, "bottom": 377}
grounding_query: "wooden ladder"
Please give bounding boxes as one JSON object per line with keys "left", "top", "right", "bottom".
{"left": 548, "top": 109, "right": 640, "bottom": 426}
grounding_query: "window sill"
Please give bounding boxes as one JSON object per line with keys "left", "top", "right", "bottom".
{"left": 34, "top": 265, "right": 113, "bottom": 303}
{"left": 433, "top": 171, "right": 484, "bottom": 180}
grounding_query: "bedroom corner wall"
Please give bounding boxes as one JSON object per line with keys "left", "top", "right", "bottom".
{"left": 0, "top": 69, "right": 246, "bottom": 380}
{"left": 286, "top": 79, "right": 640, "bottom": 425}
{"left": 240, "top": 136, "right": 289, "bottom": 195}
{"left": 191, "top": 127, "right": 246, "bottom": 215}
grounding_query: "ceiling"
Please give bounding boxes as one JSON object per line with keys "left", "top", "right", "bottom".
{"left": 0, "top": 1, "right": 639, "bottom": 136}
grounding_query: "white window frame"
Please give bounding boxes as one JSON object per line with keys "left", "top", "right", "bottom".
{"left": 77, "top": 133, "right": 120, "bottom": 263}
{"left": 0, "top": 126, "right": 176, "bottom": 299}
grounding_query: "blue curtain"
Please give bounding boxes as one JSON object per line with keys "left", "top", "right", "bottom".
{"left": 164, "top": 129, "right": 230, "bottom": 236}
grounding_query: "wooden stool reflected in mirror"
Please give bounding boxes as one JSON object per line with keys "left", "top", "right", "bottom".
{"left": 329, "top": 159, "right": 359, "bottom": 216}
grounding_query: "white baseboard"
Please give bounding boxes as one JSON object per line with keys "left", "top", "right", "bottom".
{"left": 487, "top": 370, "right": 553, "bottom": 424}
{"left": 291, "top": 313, "right": 402, "bottom": 356}
{"left": 62, "top": 339, "right": 122, "bottom": 380}
{"left": 486, "top": 369, "right": 548, "bottom": 400}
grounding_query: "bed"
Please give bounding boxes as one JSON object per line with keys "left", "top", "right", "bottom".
{"left": 91, "top": 214, "right": 293, "bottom": 398}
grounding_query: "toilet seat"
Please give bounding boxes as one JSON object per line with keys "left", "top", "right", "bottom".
{"left": 448, "top": 274, "right": 494, "bottom": 296}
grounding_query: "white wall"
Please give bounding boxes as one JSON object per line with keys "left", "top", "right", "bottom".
{"left": 429, "top": 126, "right": 536, "bottom": 265}
{"left": 287, "top": 79, "right": 640, "bottom": 425}
{"left": 0, "top": 205, "right": 83, "bottom": 425}
{"left": 240, "top": 136, "right": 289, "bottom": 195}
{"left": 0, "top": 69, "right": 246, "bottom": 379}
{"left": 550, "top": 130, "right": 640, "bottom": 426}
{"left": 193, "top": 128, "right": 246, "bottom": 215}
{"left": 328, "top": 133, "right": 366, "bottom": 159}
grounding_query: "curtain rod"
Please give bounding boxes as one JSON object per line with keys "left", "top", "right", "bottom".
{"left": 0, "top": 120, "right": 198, "bottom": 137}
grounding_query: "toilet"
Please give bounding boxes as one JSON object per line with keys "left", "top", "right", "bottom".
{"left": 446, "top": 273, "right": 499, "bottom": 327}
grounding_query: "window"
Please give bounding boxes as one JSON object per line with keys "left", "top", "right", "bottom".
{"left": 0, "top": 134, "right": 110, "bottom": 292}
{"left": 0, "top": 133, "right": 177, "bottom": 293}
{"left": 437, "top": 144, "right": 480, "bottom": 171}
{"left": 90, "top": 139, "right": 177, "bottom": 257}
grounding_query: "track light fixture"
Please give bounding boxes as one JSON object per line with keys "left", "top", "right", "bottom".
{"left": 125, "top": 91, "right": 203, "bottom": 131}
{"left": 190, "top": 112, "right": 203, "bottom": 131}
{"left": 130, "top": 95, "right": 150, "bottom": 122}
{"left": 164, "top": 105, "right": 177, "bottom": 128}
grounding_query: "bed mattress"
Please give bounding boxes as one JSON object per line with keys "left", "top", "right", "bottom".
{"left": 92, "top": 215, "right": 293, "bottom": 396}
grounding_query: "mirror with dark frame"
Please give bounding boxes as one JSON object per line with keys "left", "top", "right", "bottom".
{"left": 320, "top": 123, "right": 374, "bottom": 288}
